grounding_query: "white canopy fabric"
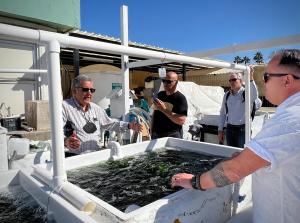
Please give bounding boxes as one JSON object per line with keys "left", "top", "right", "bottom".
{"left": 176, "top": 81, "right": 224, "bottom": 139}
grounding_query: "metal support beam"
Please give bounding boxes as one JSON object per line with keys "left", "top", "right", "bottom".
{"left": 182, "top": 64, "right": 187, "bottom": 81}
{"left": 127, "top": 58, "right": 168, "bottom": 69}
{"left": 73, "top": 49, "right": 80, "bottom": 77}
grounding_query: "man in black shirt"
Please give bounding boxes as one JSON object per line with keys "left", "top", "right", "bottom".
{"left": 151, "top": 71, "right": 188, "bottom": 139}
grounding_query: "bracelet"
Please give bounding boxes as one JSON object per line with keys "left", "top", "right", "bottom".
{"left": 191, "top": 174, "right": 206, "bottom": 191}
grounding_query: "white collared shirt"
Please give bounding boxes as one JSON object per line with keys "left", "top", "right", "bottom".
{"left": 62, "top": 98, "right": 129, "bottom": 154}
{"left": 246, "top": 91, "right": 300, "bottom": 223}
{"left": 218, "top": 81, "right": 259, "bottom": 130}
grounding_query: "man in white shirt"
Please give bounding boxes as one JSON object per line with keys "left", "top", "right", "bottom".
{"left": 172, "top": 49, "right": 300, "bottom": 223}
{"left": 63, "top": 75, "right": 142, "bottom": 154}
{"left": 218, "top": 67, "right": 260, "bottom": 147}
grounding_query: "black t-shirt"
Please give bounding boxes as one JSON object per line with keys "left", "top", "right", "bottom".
{"left": 152, "top": 91, "right": 188, "bottom": 136}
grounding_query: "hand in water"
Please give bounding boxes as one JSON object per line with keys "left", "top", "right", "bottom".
{"left": 171, "top": 173, "right": 194, "bottom": 189}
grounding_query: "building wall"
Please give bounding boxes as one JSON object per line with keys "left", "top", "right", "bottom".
{"left": 0, "top": 0, "right": 80, "bottom": 32}
{"left": 0, "top": 39, "right": 48, "bottom": 116}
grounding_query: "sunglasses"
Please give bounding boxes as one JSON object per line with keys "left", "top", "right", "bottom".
{"left": 263, "top": 72, "right": 300, "bottom": 83}
{"left": 77, "top": 87, "right": 96, "bottom": 93}
{"left": 229, "top": 78, "right": 238, "bottom": 82}
{"left": 162, "top": 79, "right": 177, "bottom": 84}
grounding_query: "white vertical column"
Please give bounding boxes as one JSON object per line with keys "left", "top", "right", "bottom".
{"left": 244, "top": 67, "right": 251, "bottom": 144}
{"left": 39, "top": 45, "right": 49, "bottom": 100}
{"left": 0, "top": 127, "right": 8, "bottom": 171}
{"left": 47, "top": 39, "right": 66, "bottom": 187}
{"left": 120, "top": 5, "right": 130, "bottom": 118}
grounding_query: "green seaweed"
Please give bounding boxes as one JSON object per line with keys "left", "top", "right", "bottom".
{"left": 68, "top": 148, "right": 224, "bottom": 212}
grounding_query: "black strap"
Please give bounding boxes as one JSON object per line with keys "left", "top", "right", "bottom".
{"left": 225, "top": 91, "right": 230, "bottom": 116}
{"left": 225, "top": 90, "right": 256, "bottom": 121}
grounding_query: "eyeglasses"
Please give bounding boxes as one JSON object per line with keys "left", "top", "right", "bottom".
{"left": 162, "top": 79, "right": 177, "bottom": 84}
{"left": 77, "top": 87, "right": 96, "bottom": 93}
{"left": 229, "top": 78, "right": 238, "bottom": 82}
{"left": 263, "top": 72, "right": 300, "bottom": 83}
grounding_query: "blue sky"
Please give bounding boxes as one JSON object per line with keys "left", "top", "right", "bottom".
{"left": 80, "top": 0, "right": 300, "bottom": 63}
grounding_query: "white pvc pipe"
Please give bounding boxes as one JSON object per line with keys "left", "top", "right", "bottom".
{"left": 47, "top": 39, "right": 66, "bottom": 187}
{"left": 0, "top": 22, "right": 251, "bottom": 185}
{"left": 121, "top": 5, "right": 130, "bottom": 117}
{"left": 244, "top": 68, "right": 251, "bottom": 144}
{"left": 0, "top": 23, "right": 247, "bottom": 71}
{"left": 33, "top": 167, "right": 96, "bottom": 213}
{"left": 0, "top": 69, "right": 47, "bottom": 73}
{"left": 0, "top": 127, "right": 8, "bottom": 171}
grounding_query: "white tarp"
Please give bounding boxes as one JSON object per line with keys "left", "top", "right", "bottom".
{"left": 176, "top": 82, "right": 224, "bottom": 139}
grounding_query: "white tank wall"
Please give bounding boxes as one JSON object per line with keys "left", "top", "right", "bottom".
{"left": 39, "top": 138, "right": 243, "bottom": 223}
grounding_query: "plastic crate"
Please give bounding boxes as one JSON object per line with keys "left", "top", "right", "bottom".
{"left": 0, "top": 117, "right": 21, "bottom": 132}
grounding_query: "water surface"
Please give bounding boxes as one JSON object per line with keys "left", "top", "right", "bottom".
{"left": 0, "top": 186, "right": 48, "bottom": 223}
{"left": 68, "top": 148, "right": 224, "bottom": 212}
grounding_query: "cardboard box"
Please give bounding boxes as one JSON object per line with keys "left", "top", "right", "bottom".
{"left": 25, "top": 100, "right": 50, "bottom": 130}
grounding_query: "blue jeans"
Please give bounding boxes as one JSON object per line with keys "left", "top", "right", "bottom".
{"left": 226, "top": 124, "right": 245, "bottom": 148}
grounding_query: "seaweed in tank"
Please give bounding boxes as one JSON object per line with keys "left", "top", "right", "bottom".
{"left": 0, "top": 186, "right": 49, "bottom": 223}
{"left": 68, "top": 149, "right": 224, "bottom": 212}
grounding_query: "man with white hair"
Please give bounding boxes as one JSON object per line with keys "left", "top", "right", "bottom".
{"left": 172, "top": 49, "right": 300, "bottom": 222}
{"left": 63, "top": 74, "right": 142, "bottom": 154}
{"left": 218, "top": 67, "right": 260, "bottom": 147}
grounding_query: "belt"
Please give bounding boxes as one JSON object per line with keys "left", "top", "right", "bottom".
{"left": 227, "top": 124, "right": 245, "bottom": 129}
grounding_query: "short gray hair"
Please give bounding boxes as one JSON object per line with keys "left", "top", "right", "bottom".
{"left": 230, "top": 72, "right": 243, "bottom": 79}
{"left": 71, "top": 75, "right": 92, "bottom": 90}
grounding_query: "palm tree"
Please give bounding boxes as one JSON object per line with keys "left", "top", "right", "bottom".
{"left": 253, "top": 52, "right": 264, "bottom": 64}
{"left": 242, "top": 56, "right": 250, "bottom": 64}
{"left": 233, "top": 56, "right": 242, "bottom": 64}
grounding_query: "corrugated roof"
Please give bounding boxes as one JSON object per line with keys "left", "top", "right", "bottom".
{"left": 69, "top": 30, "right": 182, "bottom": 54}
{"left": 207, "top": 68, "right": 241, "bottom": 75}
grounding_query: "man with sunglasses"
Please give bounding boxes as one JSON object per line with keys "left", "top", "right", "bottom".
{"left": 218, "top": 67, "right": 260, "bottom": 148}
{"left": 171, "top": 49, "right": 300, "bottom": 223}
{"left": 151, "top": 71, "right": 188, "bottom": 139}
{"left": 63, "top": 75, "right": 142, "bottom": 154}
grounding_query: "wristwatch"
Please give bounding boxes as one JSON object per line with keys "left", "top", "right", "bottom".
{"left": 191, "top": 174, "right": 206, "bottom": 191}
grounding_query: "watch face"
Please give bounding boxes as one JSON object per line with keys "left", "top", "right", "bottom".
{"left": 83, "top": 121, "right": 97, "bottom": 134}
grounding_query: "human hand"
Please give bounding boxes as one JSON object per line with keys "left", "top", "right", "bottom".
{"left": 65, "top": 132, "right": 81, "bottom": 149}
{"left": 153, "top": 98, "right": 167, "bottom": 111}
{"left": 129, "top": 122, "right": 143, "bottom": 133}
{"left": 218, "top": 131, "right": 224, "bottom": 144}
{"left": 171, "top": 173, "right": 194, "bottom": 189}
